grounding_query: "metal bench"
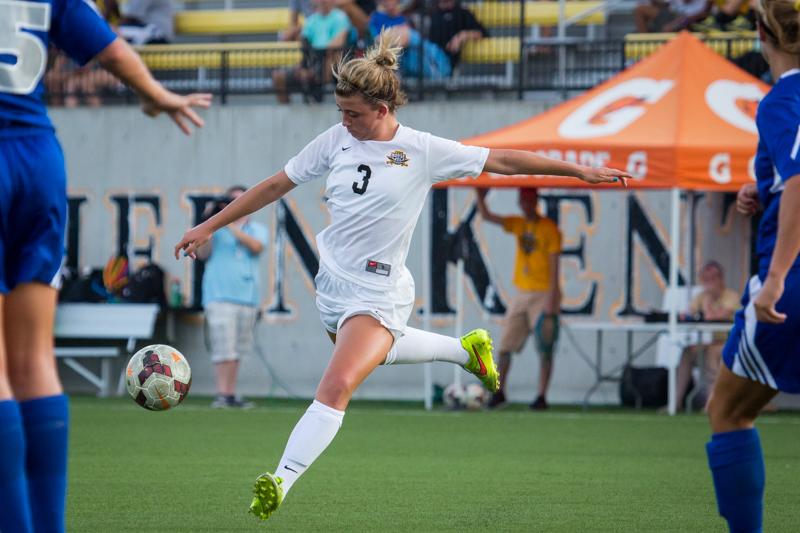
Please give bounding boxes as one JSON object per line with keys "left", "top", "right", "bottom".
{"left": 54, "top": 303, "right": 160, "bottom": 397}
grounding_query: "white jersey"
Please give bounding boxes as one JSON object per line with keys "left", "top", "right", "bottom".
{"left": 285, "top": 123, "right": 489, "bottom": 291}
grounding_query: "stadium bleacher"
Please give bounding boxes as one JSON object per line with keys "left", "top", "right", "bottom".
{"left": 174, "top": 7, "right": 296, "bottom": 35}
{"left": 49, "top": 1, "right": 760, "bottom": 100}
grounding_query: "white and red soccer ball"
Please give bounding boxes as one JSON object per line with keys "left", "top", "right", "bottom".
{"left": 444, "top": 382, "right": 488, "bottom": 411}
{"left": 125, "top": 344, "right": 191, "bottom": 411}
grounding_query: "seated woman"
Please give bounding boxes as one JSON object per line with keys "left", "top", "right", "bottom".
{"left": 674, "top": 261, "right": 740, "bottom": 411}
{"left": 272, "top": 0, "right": 352, "bottom": 103}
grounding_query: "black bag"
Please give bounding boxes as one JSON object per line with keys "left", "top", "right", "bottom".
{"left": 121, "top": 263, "right": 166, "bottom": 307}
{"left": 620, "top": 366, "right": 668, "bottom": 408}
{"left": 59, "top": 268, "right": 110, "bottom": 303}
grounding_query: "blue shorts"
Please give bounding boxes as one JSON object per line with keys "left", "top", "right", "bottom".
{"left": 722, "top": 271, "right": 800, "bottom": 393}
{"left": 0, "top": 132, "right": 67, "bottom": 294}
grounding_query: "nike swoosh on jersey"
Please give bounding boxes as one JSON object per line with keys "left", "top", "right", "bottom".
{"left": 342, "top": 146, "right": 351, "bottom": 151}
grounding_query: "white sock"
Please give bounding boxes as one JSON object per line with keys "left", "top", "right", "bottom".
{"left": 384, "top": 327, "right": 469, "bottom": 366}
{"left": 276, "top": 400, "right": 344, "bottom": 495}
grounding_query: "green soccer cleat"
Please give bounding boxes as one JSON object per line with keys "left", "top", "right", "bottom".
{"left": 461, "top": 328, "right": 500, "bottom": 393}
{"left": 249, "top": 472, "right": 284, "bottom": 521}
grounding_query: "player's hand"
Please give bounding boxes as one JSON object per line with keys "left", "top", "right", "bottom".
{"left": 174, "top": 223, "right": 213, "bottom": 260}
{"left": 753, "top": 275, "right": 787, "bottom": 324}
{"left": 736, "top": 183, "right": 761, "bottom": 217}
{"left": 141, "top": 90, "right": 212, "bottom": 135}
{"left": 579, "top": 166, "right": 630, "bottom": 187}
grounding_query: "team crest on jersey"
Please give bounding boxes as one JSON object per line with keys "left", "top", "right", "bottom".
{"left": 386, "top": 150, "right": 410, "bottom": 167}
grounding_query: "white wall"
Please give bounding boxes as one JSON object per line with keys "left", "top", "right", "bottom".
{"left": 51, "top": 101, "right": 766, "bottom": 406}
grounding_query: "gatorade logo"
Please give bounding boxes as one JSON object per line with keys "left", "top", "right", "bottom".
{"left": 558, "top": 78, "right": 675, "bottom": 139}
{"left": 705, "top": 80, "right": 764, "bottom": 134}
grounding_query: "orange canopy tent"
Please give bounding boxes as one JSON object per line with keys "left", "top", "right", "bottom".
{"left": 426, "top": 33, "right": 771, "bottom": 414}
{"left": 441, "top": 32, "right": 769, "bottom": 191}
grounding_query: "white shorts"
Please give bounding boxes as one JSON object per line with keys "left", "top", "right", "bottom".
{"left": 205, "top": 301, "right": 259, "bottom": 363}
{"left": 315, "top": 264, "right": 414, "bottom": 339}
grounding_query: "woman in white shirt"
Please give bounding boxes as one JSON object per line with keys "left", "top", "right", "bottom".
{"left": 174, "top": 34, "right": 628, "bottom": 522}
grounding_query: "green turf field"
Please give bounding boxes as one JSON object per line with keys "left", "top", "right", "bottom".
{"left": 68, "top": 396, "right": 800, "bottom": 532}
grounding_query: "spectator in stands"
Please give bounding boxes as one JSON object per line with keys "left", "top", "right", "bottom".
{"left": 370, "top": 0, "right": 452, "bottom": 79}
{"left": 118, "top": 0, "right": 175, "bottom": 45}
{"left": 273, "top": 0, "right": 352, "bottom": 103}
{"left": 674, "top": 261, "right": 740, "bottom": 411}
{"left": 46, "top": 0, "right": 122, "bottom": 107}
{"left": 692, "top": 0, "right": 755, "bottom": 32}
{"left": 285, "top": 0, "right": 315, "bottom": 41}
{"left": 427, "top": 0, "right": 487, "bottom": 71}
{"left": 476, "top": 188, "right": 562, "bottom": 410}
{"left": 634, "top": 0, "right": 708, "bottom": 33}
{"left": 197, "top": 186, "right": 269, "bottom": 409}
{"left": 337, "top": 0, "right": 376, "bottom": 40}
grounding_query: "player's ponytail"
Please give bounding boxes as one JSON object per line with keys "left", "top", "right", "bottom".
{"left": 758, "top": 0, "right": 800, "bottom": 55}
{"left": 333, "top": 31, "right": 408, "bottom": 112}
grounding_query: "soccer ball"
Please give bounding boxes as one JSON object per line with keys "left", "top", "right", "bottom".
{"left": 125, "top": 344, "right": 191, "bottom": 411}
{"left": 443, "top": 383, "right": 465, "bottom": 410}
{"left": 462, "top": 383, "right": 488, "bottom": 410}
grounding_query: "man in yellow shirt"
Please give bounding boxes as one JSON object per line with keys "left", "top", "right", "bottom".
{"left": 476, "top": 188, "right": 562, "bottom": 410}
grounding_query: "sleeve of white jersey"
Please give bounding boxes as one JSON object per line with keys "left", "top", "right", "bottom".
{"left": 284, "top": 125, "right": 338, "bottom": 185}
{"left": 427, "top": 135, "right": 490, "bottom": 184}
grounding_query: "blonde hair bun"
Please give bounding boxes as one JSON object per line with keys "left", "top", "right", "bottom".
{"left": 333, "top": 30, "right": 408, "bottom": 111}
{"left": 368, "top": 33, "right": 402, "bottom": 70}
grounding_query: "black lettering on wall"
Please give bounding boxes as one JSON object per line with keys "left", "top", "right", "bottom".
{"left": 541, "top": 194, "right": 596, "bottom": 315}
{"left": 430, "top": 189, "right": 505, "bottom": 315}
{"left": 110, "top": 195, "right": 161, "bottom": 262}
{"left": 618, "top": 194, "right": 686, "bottom": 317}
{"left": 65, "top": 196, "right": 88, "bottom": 271}
{"left": 267, "top": 199, "right": 320, "bottom": 315}
{"left": 185, "top": 194, "right": 219, "bottom": 309}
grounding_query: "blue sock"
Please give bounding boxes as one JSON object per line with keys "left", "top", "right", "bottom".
{"left": 706, "top": 428, "right": 765, "bottom": 533}
{"left": 0, "top": 399, "right": 34, "bottom": 533}
{"left": 20, "top": 394, "right": 70, "bottom": 533}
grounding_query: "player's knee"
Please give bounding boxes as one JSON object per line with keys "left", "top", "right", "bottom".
{"left": 706, "top": 393, "right": 755, "bottom": 431}
{"left": 7, "top": 352, "right": 58, "bottom": 393}
{"left": 316, "top": 374, "right": 357, "bottom": 408}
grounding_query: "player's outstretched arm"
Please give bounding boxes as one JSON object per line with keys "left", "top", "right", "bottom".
{"left": 754, "top": 176, "right": 800, "bottom": 324}
{"left": 174, "top": 172, "right": 296, "bottom": 259}
{"left": 483, "top": 149, "right": 629, "bottom": 186}
{"left": 95, "top": 38, "right": 212, "bottom": 135}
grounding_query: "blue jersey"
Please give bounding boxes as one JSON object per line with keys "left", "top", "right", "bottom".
{"left": 753, "top": 69, "right": 800, "bottom": 274}
{"left": 0, "top": 0, "right": 116, "bottom": 134}
{"left": 721, "top": 70, "right": 800, "bottom": 393}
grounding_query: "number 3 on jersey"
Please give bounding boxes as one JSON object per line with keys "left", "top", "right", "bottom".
{"left": 352, "top": 164, "right": 372, "bottom": 195}
{"left": 0, "top": 0, "right": 51, "bottom": 94}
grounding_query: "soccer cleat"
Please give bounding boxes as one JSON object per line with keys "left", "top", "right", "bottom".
{"left": 461, "top": 329, "right": 500, "bottom": 393}
{"left": 249, "top": 472, "right": 284, "bottom": 521}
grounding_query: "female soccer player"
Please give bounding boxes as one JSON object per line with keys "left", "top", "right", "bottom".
{"left": 0, "top": 3, "right": 210, "bottom": 531}
{"left": 704, "top": 1, "right": 800, "bottom": 531}
{"left": 174, "top": 34, "right": 629, "bottom": 521}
